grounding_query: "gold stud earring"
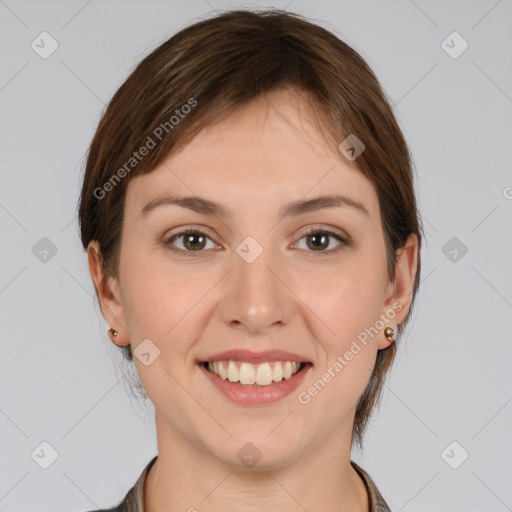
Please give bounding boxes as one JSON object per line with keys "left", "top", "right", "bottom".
{"left": 384, "top": 326, "right": 396, "bottom": 342}
{"left": 108, "top": 327, "right": 118, "bottom": 338}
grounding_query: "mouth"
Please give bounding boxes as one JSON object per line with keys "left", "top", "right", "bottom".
{"left": 200, "top": 359, "right": 313, "bottom": 388}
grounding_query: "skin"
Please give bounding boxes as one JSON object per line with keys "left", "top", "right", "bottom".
{"left": 88, "top": 88, "right": 418, "bottom": 512}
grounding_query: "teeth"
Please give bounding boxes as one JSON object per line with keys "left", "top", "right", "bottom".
{"left": 283, "top": 361, "right": 293, "bottom": 379}
{"left": 256, "top": 362, "right": 273, "bottom": 386}
{"left": 272, "top": 361, "right": 283, "bottom": 381}
{"left": 218, "top": 361, "right": 228, "bottom": 380}
{"left": 239, "top": 362, "right": 256, "bottom": 385}
{"left": 205, "top": 359, "right": 303, "bottom": 386}
{"left": 227, "top": 361, "right": 238, "bottom": 382}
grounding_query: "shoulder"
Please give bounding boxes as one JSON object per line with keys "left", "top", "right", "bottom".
{"left": 81, "top": 488, "right": 137, "bottom": 512}
{"left": 80, "top": 479, "right": 137, "bottom": 512}
{"left": 82, "top": 507, "right": 120, "bottom": 512}
{"left": 82, "top": 502, "right": 123, "bottom": 512}
{"left": 350, "top": 460, "right": 391, "bottom": 512}
{"left": 82, "top": 455, "right": 158, "bottom": 512}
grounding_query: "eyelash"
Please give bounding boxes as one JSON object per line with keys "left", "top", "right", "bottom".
{"left": 163, "top": 227, "right": 349, "bottom": 258}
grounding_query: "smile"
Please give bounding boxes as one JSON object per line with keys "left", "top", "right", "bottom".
{"left": 203, "top": 360, "right": 305, "bottom": 387}
{"left": 200, "top": 359, "right": 312, "bottom": 405}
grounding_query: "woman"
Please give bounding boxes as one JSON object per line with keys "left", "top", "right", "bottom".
{"left": 80, "top": 8, "right": 422, "bottom": 511}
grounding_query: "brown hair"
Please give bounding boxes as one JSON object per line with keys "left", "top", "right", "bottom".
{"left": 78, "top": 8, "right": 423, "bottom": 447}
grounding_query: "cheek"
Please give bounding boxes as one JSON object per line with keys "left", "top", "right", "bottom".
{"left": 307, "top": 278, "right": 379, "bottom": 410}
{"left": 308, "top": 264, "right": 385, "bottom": 337}
{"left": 119, "top": 243, "right": 205, "bottom": 345}
{"left": 301, "top": 261, "right": 384, "bottom": 392}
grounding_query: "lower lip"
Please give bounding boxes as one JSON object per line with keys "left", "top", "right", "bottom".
{"left": 199, "top": 363, "right": 312, "bottom": 405}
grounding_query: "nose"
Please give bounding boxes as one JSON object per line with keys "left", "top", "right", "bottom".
{"left": 218, "top": 246, "right": 295, "bottom": 335}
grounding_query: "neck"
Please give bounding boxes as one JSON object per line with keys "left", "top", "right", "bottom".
{"left": 144, "top": 413, "right": 369, "bottom": 512}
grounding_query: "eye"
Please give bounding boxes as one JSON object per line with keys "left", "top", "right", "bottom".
{"left": 163, "top": 228, "right": 217, "bottom": 257}
{"left": 292, "top": 227, "right": 349, "bottom": 255}
{"left": 163, "top": 226, "right": 350, "bottom": 258}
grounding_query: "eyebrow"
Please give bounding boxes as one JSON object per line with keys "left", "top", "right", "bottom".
{"left": 140, "top": 193, "right": 370, "bottom": 219}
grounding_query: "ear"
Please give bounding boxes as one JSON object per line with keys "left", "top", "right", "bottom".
{"left": 378, "top": 233, "right": 419, "bottom": 350}
{"left": 87, "top": 240, "right": 130, "bottom": 347}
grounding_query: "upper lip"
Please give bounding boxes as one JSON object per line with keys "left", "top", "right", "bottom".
{"left": 201, "top": 349, "right": 311, "bottom": 364}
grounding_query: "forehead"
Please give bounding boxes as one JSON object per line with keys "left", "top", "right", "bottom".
{"left": 125, "top": 90, "right": 380, "bottom": 222}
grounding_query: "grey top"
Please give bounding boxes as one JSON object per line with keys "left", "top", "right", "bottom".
{"left": 89, "top": 455, "right": 391, "bottom": 511}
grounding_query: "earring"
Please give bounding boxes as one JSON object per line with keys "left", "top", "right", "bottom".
{"left": 384, "top": 324, "right": 398, "bottom": 343}
{"left": 108, "top": 327, "right": 118, "bottom": 338}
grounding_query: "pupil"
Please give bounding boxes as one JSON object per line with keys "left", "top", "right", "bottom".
{"left": 185, "top": 233, "right": 205, "bottom": 250}
{"left": 308, "top": 233, "right": 328, "bottom": 251}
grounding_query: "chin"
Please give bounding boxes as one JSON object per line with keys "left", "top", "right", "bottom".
{"left": 204, "top": 432, "right": 304, "bottom": 471}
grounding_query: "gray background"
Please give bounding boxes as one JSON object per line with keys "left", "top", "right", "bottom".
{"left": 1, "top": 0, "right": 511, "bottom": 510}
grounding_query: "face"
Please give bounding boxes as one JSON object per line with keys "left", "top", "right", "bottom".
{"left": 90, "top": 89, "right": 417, "bottom": 469}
